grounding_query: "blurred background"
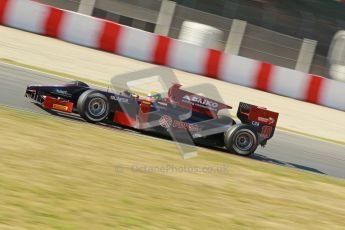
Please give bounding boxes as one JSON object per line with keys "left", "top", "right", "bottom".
{"left": 38, "top": 0, "right": 345, "bottom": 81}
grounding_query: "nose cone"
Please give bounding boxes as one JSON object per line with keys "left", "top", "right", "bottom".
{"left": 26, "top": 85, "right": 35, "bottom": 90}
{"left": 25, "top": 85, "right": 39, "bottom": 98}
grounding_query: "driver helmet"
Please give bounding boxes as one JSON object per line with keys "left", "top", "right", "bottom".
{"left": 147, "top": 91, "right": 162, "bottom": 101}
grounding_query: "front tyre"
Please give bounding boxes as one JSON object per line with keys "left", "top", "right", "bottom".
{"left": 77, "top": 90, "right": 109, "bottom": 123}
{"left": 224, "top": 124, "right": 258, "bottom": 156}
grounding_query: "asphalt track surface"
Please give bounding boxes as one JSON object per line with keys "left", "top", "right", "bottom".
{"left": 1, "top": 63, "right": 345, "bottom": 179}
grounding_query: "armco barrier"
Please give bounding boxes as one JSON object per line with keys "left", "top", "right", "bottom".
{"left": 0, "top": 0, "right": 344, "bottom": 111}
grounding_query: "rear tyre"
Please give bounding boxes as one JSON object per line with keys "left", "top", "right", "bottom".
{"left": 77, "top": 90, "right": 109, "bottom": 123}
{"left": 224, "top": 124, "right": 258, "bottom": 156}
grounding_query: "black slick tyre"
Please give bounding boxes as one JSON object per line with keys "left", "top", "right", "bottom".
{"left": 77, "top": 90, "right": 109, "bottom": 123}
{"left": 224, "top": 124, "right": 258, "bottom": 156}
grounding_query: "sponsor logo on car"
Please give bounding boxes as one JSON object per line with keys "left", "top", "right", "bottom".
{"left": 159, "top": 115, "right": 200, "bottom": 132}
{"left": 159, "top": 115, "right": 173, "bottom": 129}
{"left": 110, "top": 95, "right": 129, "bottom": 103}
{"left": 182, "top": 95, "right": 218, "bottom": 108}
{"left": 257, "top": 117, "right": 276, "bottom": 125}
{"left": 52, "top": 104, "right": 69, "bottom": 112}
{"left": 251, "top": 121, "right": 260, "bottom": 126}
{"left": 55, "top": 89, "right": 71, "bottom": 97}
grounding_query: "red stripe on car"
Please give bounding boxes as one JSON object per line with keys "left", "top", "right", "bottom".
{"left": 113, "top": 111, "right": 137, "bottom": 128}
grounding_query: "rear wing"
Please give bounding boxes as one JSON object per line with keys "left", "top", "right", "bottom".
{"left": 168, "top": 84, "right": 232, "bottom": 116}
{"left": 237, "top": 102, "right": 279, "bottom": 142}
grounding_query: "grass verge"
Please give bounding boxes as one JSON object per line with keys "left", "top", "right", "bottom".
{"left": 1, "top": 57, "right": 344, "bottom": 147}
{"left": 1, "top": 106, "right": 345, "bottom": 229}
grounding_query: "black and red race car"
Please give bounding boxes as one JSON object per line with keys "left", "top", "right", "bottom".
{"left": 25, "top": 81, "right": 279, "bottom": 156}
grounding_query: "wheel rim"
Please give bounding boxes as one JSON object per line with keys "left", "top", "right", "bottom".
{"left": 88, "top": 97, "right": 107, "bottom": 117}
{"left": 234, "top": 131, "right": 254, "bottom": 151}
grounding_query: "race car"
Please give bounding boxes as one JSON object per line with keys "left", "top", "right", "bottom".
{"left": 25, "top": 81, "right": 279, "bottom": 156}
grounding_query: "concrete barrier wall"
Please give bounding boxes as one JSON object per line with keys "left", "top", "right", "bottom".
{"left": 0, "top": 0, "right": 344, "bottom": 111}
